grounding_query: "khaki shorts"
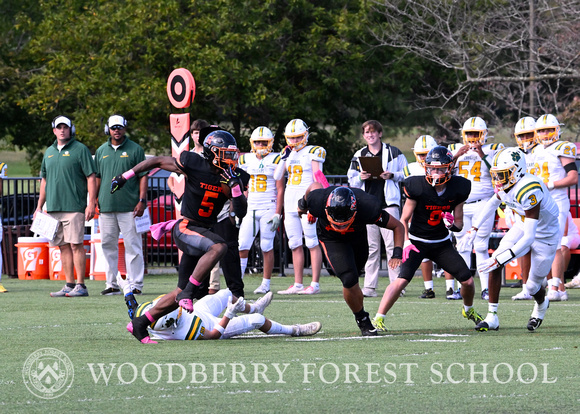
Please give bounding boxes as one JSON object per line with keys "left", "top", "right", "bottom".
{"left": 50, "top": 212, "right": 86, "bottom": 246}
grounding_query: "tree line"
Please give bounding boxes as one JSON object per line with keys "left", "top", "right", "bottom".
{"left": 1, "top": 0, "right": 579, "bottom": 174}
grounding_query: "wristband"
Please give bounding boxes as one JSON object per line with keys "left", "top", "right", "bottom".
{"left": 547, "top": 180, "right": 555, "bottom": 190}
{"left": 231, "top": 185, "right": 242, "bottom": 198}
{"left": 122, "top": 169, "right": 136, "bottom": 180}
{"left": 392, "top": 246, "right": 403, "bottom": 259}
{"left": 495, "top": 249, "right": 515, "bottom": 265}
{"left": 448, "top": 224, "right": 461, "bottom": 232}
{"left": 214, "top": 324, "right": 225, "bottom": 335}
{"left": 139, "top": 198, "right": 146, "bottom": 203}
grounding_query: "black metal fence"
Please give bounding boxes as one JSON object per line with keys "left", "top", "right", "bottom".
{"left": 4, "top": 175, "right": 580, "bottom": 277}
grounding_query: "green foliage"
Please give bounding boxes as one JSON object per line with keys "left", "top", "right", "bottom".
{"left": 1, "top": 0, "right": 429, "bottom": 174}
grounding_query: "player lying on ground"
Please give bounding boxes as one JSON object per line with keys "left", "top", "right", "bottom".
{"left": 120, "top": 276, "right": 321, "bottom": 341}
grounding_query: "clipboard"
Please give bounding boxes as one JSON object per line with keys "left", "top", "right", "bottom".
{"left": 30, "top": 211, "right": 59, "bottom": 241}
{"left": 359, "top": 156, "right": 383, "bottom": 179}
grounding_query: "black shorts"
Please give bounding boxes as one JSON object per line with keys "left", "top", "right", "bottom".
{"left": 399, "top": 238, "right": 472, "bottom": 283}
{"left": 319, "top": 235, "right": 368, "bottom": 289}
{"left": 173, "top": 219, "right": 225, "bottom": 290}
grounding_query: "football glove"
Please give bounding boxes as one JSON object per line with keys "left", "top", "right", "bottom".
{"left": 477, "top": 257, "right": 501, "bottom": 274}
{"left": 442, "top": 212, "right": 454, "bottom": 229}
{"left": 220, "top": 166, "right": 242, "bottom": 189}
{"left": 111, "top": 174, "right": 127, "bottom": 194}
{"left": 402, "top": 240, "right": 419, "bottom": 263}
{"left": 457, "top": 227, "right": 477, "bottom": 252}
{"left": 224, "top": 296, "right": 246, "bottom": 319}
{"left": 267, "top": 213, "right": 281, "bottom": 232}
{"left": 280, "top": 146, "right": 292, "bottom": 160}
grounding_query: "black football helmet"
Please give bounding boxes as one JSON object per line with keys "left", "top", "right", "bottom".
{"left": 424, "top": 146, "right": 454, "bottom": 186}
{"left": 325, "top": 187, "right": 357, "bottom": 233}
{"left": 203, "top": 130, "right": 240, "bottom": 171}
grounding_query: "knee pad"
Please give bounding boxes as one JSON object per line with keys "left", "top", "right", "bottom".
{"left": 339, "top": 271, "right": 359, "bottom": 289}
{"left": 260, "top": 238, "right": 274, "bottom": 253}
{"left": 304, "top": 233, "right": 319, "bottom": 249}
{"left": 473, "top": 236, "right": 490, "bottom": 253}
{"left": 455, "top": 267, "right": 472, "bottom": 283}
{"left": 287, "top": 234, "right": 303, "bottom": 250}
{"left": 526, "top": 275, "right": 545, "bottom": 296}
{"left": 247, "top": 313, "right": 266, "bottom": 330}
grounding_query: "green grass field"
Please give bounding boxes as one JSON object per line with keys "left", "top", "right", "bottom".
{"left": 0, "top": 273, "right": 579, "bottom": 413}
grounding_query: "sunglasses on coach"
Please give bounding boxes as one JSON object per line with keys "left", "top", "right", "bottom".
{"left": 110, "top": 125, "right": 125, "bottom": 131}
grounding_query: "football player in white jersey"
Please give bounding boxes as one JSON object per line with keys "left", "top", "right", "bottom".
{"left": 238, "top": 127, "right": 285, "bottom": 294}
{"left": 460, "top": 147, "right": 559, "bottom": 332}
{"left": 449, "top": 117, "right": 504, "bottom": 301}
{"left": 274, "top": 119, "right": 326, "bottom": 295}
{"left": 510, "top": 116, "right": 538, "bottom": 301}
{"left": 127, "top": 287, "right": 321, "bottom": 341}
{"left": 532, "top": 114, "right": 578, "bottom": 301}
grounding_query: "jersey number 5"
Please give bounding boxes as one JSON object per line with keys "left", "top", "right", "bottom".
{"left": 427, "top": 210, "right": 443, "bottom": 226}
{"left": 199, "top": 190, "right": 219, "bottom": 217}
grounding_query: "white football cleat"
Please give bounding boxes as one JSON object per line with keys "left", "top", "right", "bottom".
{"left": 475, "top": 312, "right": 499, "bottom": 332}
{"left": 292, "top": 321, "right": 322, "bottom": 337}
{"left": 511, "top": 290, "right": 533, "bottom": 301}
{"left": 297, "top": 285, "right": 320, "bottom": 295}
{"left": 546, "top": 289, "right": 561, "bottom": 301}
{"left": 277, "top": 284, "right": 304, "bottom": 295}
{"left": 253, "top": 292, "right": 273, "bottom": 315}
{"left": 253, "top": 284, "right": 270, "bottom": 294}
{"left": 528, "top": 298, "right": 549, "bottom": 331}
{"left": 564, "top": 277, "right": 580, "bottom": 289}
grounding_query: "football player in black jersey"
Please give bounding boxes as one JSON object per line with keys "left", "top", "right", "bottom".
{"left": 372, "top": 146, "right": 484, "bottom": 332}
{"left": 111, "top": 130, "right": 249, "bottom": 343}
{"left": 297, "top": 183, "right": 405, "bottom": 336}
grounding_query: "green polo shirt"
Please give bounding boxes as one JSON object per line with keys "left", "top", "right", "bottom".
{"left": 95, "top": 136, "right": 146, "bottom": 213}
{"left": 40, "top": 138, "right": 96, "bottom": 213}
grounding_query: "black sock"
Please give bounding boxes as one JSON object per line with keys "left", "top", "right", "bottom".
{"left": 78, "top": 284, "right": 86, "bottom": 289}
{"left": 66, "top": 283, "right": 75, "bottom": 289}
{"left": 354, "top": 309, "right": 368, "bottom": 321}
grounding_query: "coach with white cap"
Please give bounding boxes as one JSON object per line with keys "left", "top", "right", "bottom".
{"left": 37, "top": 115, "right": 97, "bottom": 297}
{"left": 95, "top": 114, "right": 147, "bottom": 298}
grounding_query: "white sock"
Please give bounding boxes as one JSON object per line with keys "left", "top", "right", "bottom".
{"left": 262, "top": 278, "right": 271, "bottom": 288}
{"left": 266, "top": 321, "right": 294, "bottom": 335}
{"left": 294, "top": 283, "right": 303, "bottom": 289}
{"left": 446, "top": 279, "right": 455, "bottom": 291}
{"left": 424, "top": 280, "right": 434, "bottom": 290}
{"left": 488, "top": 303, "right": 499, "bottom": 314}
{"left": 240, "top": 257, "right": 248, "bottom": 276}
{"left": 310, "top": 282, "right": 319, "bottom": 289}
{"left": 521, "top": 283, "right": 528, "bottom": 294}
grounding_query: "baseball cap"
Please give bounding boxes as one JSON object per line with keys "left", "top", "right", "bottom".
{"left": 53, "top": 116, "right": 72, "bottom": 128}
{"left": 107, "top": 115, "right": 126, "bottom": 128}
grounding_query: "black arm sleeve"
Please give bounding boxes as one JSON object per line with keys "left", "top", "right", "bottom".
{"left": 231, "top": 194, "right": 247, "bottom": 220}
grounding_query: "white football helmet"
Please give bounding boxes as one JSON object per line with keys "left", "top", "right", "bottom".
{"left": 461, "top": 116, "right": 488, "bottom": 146}
{"left": 284, "top": 119, "right": 309, "bottom": 151}
{"left": 136, "top": 295, "right": 180, "bottom": 331}
{"left": 413, "top": 135, "right": 438, "bottom": 166}
{"left": 490, "top": 147, "right": 527, "bottom": 192}
{"left": 250, "top": 126, "right": 274, "bottom": 157}
{"left": 535, "top": 114, "right": 562, "bottom": 146}
{"left": 514, "top": 117, "right": 537, "bottom": 152}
